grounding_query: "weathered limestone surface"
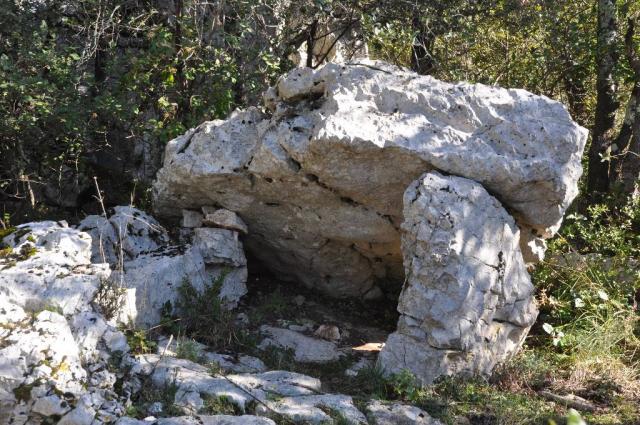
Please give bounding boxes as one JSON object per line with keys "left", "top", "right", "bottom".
{"left": 154, "top": 60, "right": 587, "bottom": 298}
{"left": 365, "top": 400, "right": 443, "bottom": 425}
{"left": 378, "top": 172, "right": 538, "bottom": 383}
{"left": 130, "top": 354, "right": 368, "bottom": 425}
{"left": 79, "top": 207, "right": 248, "bottom": 328}
{"left": 0, "top": 223, "right": 132, "bottom": 424}
{"left": 78, "top": 206, "right": 169, "bottom": 266}
{"left": 116, "top": 416, "right": 276, "bottom": 425}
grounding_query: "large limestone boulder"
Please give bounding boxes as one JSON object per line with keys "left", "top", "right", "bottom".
{"left": 153, "top": 60, "right": 585, "bottom": 383}
{"left": 378, "top": 172, "right": 538, "bottom": 383}
{"left": 154, "top": 60, "right": 587, "bottom": 298}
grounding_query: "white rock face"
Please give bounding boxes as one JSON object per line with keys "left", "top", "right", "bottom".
{"left": 79, "top": 207, "right": 248, "bottom": 328}
{"left": 378, "top": 172, "right": 538, "bottom": 384}
{"left": 0, "top": 224, "right": 133, "bottom": 424}
{"left": 114, "top": 245, "right": 210, "bottom": 327}
{"left": 78, "top": 205, "right": 169, "bottom": 265}
{"left": 366, "top": 400, "right": 443, "bottom": 425}
{"left": 0, "top": 222, "right": 108, "bottom": 316}
{"left": 154, "top": 60, "right": 587, "bottom": 299}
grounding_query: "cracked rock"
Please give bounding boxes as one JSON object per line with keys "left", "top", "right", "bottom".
{"left": 256, "top": 394, "right": 367, "bottom": 425}
{"left": 79, "top": 207, "right": 248, "bottom": 328}
{"left": 153, "top": 59, "right": 587, "bottom": 300}
{"left": 366, "top": 400, "right": 443, "bottom": 425}
{"left": 378, "top": 172, "right": 538, "bottom": 384}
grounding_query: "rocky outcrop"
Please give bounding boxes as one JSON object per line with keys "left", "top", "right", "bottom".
{"left": 378, "top": 172, "right": 538, "bottom": 383}
{"left": 151, "top": 60, "right": 586, "bottom": 383}
{"left": 0, "top": 223, "right": 132, "bottom": 424}
{"left": 0, "top": 215, "right": 254, "bottom": 423}
{"left": 154, "top": 60, "right": 587, "bottom": 299}
{"left": 79, "top": 206, "right": 248, "bottom": 328}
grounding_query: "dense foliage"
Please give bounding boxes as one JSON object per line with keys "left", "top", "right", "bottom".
{"left": 1, "top": 0, "right": 639, "bottom": 221}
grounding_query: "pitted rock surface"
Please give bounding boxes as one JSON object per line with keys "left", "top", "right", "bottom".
{"left": 79, "top": 207, "right": 248, "bottom": 328}
{"left": 0, "top": 223, "right": 132, "bottom": 424}
{"left": 378, "top": 172, "right": 538, "bottom": 383}
{"left": 0, "top": 218, "right": 251, "bottom": 424}
{"left": 154, "top": 59, "right": 587, "bottom": 298}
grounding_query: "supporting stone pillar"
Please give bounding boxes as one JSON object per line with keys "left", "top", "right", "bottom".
{"left": 379, "top": 172, "right": 538, "bottom": 384}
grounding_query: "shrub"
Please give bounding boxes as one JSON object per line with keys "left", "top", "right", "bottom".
{"left": 170, "top": 275, "right": 250, "bottom": 351}
{"left": 125, "top": 329, "right": 157, "bottom": 355}
{"left": 92, "top": 277, "right": 126, "bottom": 321}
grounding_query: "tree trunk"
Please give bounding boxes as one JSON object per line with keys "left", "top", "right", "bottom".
{"left": 92, "top": 36, "right": 107, "bottom": 96}
{"left": 174, "top": 0, "right": 188, "bottom": 116}
{"left": 613, "top": 17, "right": 640, "bottom": 195}
{"left": 411, "top": 16, "right": 435, "bottom": 75}
{"left": 306, "top": 19, "right": 318, "bottom": 68}
{"left": 587, "top": 0, "right": 620, "bottom": 195}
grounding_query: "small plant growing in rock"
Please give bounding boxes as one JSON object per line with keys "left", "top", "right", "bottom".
{"left": 127, "top": 379, "right": 181, "bottom": 419}
{"left": 201, "top": 394, "right": 239, "bottom": 415}
{"left": 207, "top": 361, "right": 223, "bottom": 376}
{"left": 389, "top": 369, "right": 428, "bottom": 404}
{"left": 92, "top": 277, "right": 125, "bottom": 320}
{"left": 125, "top": 329, "right": 157, "bottom": 355}
{"left": 175, "top": 338, "right": 201, "bottom": 362}
{"left": 173, "top": 275, "right": 250, "bottom": 351}
{"left": 0, "top": 226, "right": 16, "bottom": 240}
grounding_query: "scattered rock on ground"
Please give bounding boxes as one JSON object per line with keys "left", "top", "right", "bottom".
{"left": 256, "top": 394, "right": 368, "bottom": 424}
{"left": 345, "top": 357, "right": 374, "bottom": 377}
{"left": 156, "top": 337, "right": 267, "bottom": 373}
{"left": 116, "top": 415, "right": 276, "bottom": 425}
{"left": 259, "top": 325, "right": 344, "bottom": 363}
{"left": 314, "top": 324, "right": 341, "bottom": 341}
{"left": 366, "top": 400, "right": 443, "bottom": 425}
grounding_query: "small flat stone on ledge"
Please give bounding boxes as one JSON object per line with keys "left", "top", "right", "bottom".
{"left": 202, "top": 207, "right": 248, "bottom": 234}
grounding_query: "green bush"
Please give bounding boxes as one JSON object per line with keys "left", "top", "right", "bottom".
{"left": 168, "top": 274, "right": 253, "bottom": 352}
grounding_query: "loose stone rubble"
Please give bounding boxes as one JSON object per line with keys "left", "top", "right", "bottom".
{"left": 365, "top": 400, "right": 443, "bottom": 425}
{"left": 2, "top": 217, "right": 429, "bottom": 424}
{"left": 79, "top": 206, "right": 248, "bottom": 328}
{"left": 258, "top": 325, "right": 344, "bottom": 363}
